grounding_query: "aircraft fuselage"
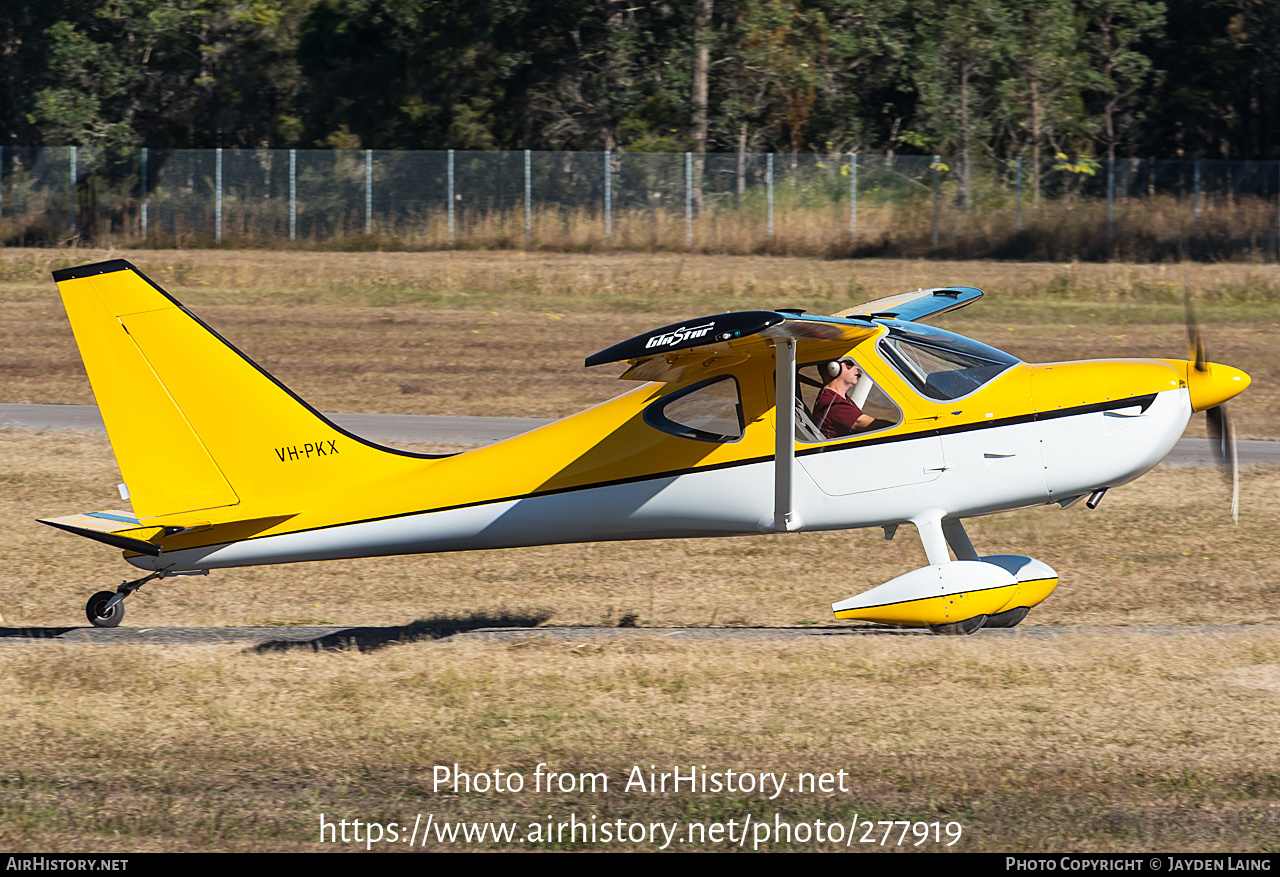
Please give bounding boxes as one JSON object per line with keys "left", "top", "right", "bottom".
{"left": 127, "top": 357, "right": 1197, "bottom": 573}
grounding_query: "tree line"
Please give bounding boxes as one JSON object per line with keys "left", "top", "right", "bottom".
{"left": 2, "top": 0, "right": 1278, "bottom": 163}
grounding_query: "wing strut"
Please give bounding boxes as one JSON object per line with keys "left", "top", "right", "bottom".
{"left": 773, "top": 338, "right": 803, "bottom": 532}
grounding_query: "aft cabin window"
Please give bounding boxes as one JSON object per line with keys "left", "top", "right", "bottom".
{"left": 877, "top": 320, "right": 1020, "bottom": 402}
{"left": 795, "top": 361, "right": 903, "bottom": 443}
{"left": 644, "top": 376, "right": 745, "bottom": 443}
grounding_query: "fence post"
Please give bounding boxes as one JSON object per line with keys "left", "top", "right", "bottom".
{"left": 685, "top": 151, "right": 693, "bottom": 247}
{"left": 1015, "top": 156, "right": 1023, "bottom": 232}
{"left": 767, "top": 153, "right": 774, "bottom": 239}
{"left": 365, "top": 149, "right": 372, "bottom": 234}
{"left": 447, "top": 149, "right": 455, "bottom": 246}
{"left": 1107, "top": 156, "right": 1115, "bottom": 255}
{"left": 524, "top": 149, "right": 532, "bottom": 244}
{"left": 931, "top": 155, "right": 940, "bottom": 247}
{"left": 289, "top": 148, "right": 297, "bottom": 241}
{"left": 140, "top": 148, "right": 147, "bottom": 238}
{"left": 849, "top": 153, "right": 857, "bottom": 245}
{"left": 0, "top": 145, "right": 4, "bottom": 219}
{"left": 70, "top": 146, "right": 77, "bottom": 237}
{"left": 215, "top": 147, "right": 222, "bottom": 243}
{"left": 1193, "top": 159, "right": 1201, "bottom": 232}
{"left": 1276, "top": 161, "right": 1279, "bottom": 261}
{"left": 605, "top": 150, "right": 612, "bottom": 242}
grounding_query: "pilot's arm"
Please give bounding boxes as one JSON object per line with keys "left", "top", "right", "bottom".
{"left": 814, "top": 388, "right": 873, "bottom": 437}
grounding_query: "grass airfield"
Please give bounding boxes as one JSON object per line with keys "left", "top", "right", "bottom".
{"left": 1, "top": 249, "right": 1278, "bottom": 851}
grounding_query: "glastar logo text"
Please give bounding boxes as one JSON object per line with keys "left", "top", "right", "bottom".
{"left": 644, "top": 322, "right": 716, "bottom": 349}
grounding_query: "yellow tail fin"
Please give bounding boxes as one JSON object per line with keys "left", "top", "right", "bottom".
{"left": 54, "top": 260, "right": 433, "bottom": 522}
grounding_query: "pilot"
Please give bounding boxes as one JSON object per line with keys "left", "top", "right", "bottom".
{"left": 813, "top": 357, "right": 875, "bottom": 439}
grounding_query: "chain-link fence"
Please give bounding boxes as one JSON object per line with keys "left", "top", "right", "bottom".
{"left": 2, "top": 146, "right": 1278, "bottom": 260}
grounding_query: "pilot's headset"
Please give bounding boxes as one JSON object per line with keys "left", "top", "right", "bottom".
{"left": 823, "top": 358, "right": 856, "bottom": 380}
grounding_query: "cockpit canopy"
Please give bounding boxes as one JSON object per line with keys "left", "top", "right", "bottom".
{"left": 877, "top": 320, "right": 1021, "bottom": 401}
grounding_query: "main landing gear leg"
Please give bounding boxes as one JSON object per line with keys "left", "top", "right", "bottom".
{"left": 941, "top": 519, "right": 980, "bottom": 561}
{"left": 922, "top": 515, "right": 990, "bottom": 636}
{"left": 85, "top": 569, "right": 167, "bottom": 628}
{"left": 943, "top": 518, "right": 1033, "bottom": 630}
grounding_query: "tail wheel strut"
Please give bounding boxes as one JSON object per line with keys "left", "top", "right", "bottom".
{"left": 85, "top": 569, "right": 168, "bottom": 629}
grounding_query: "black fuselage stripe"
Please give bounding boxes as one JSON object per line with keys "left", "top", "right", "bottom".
{"left": 797, "top": 393, "right": 1157, "bottom": 457}
{"left": 162, "top": 392, "right": 1167, "bottom": 553}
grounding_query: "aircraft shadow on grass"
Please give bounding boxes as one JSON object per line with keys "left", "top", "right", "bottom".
{"left": 0, "top": 627, "right": 81, "bottom": 639}
{"left": 250, "top": 609, "right": 555, "bottom": 653}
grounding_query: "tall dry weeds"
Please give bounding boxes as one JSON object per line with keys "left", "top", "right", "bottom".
{"left": 7, "top": 192, "right": 1280, "bottom": 262}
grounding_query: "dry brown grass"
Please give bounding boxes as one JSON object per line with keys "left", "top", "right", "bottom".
{"left": 7, "top": 245, "right": 1280, "bottom": 304}
{"left": 0, "top": 632, "right": 1277, "bottom": 851}
{"left": 1, "top": 249, "right": 1278, "bottom": 435}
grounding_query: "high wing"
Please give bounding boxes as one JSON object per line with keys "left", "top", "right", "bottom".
{"left": 829, "top": 286, "right": 983, "bottom": 322}
{"left": 585, "top": 309, "right": 881, "bottom": 382}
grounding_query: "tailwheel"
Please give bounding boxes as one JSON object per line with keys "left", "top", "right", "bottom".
{"left": 984, "top": 606, "right": 1030, "bottom": 629}
{"left": 929, "top": 614, "right": 987, "bottom": 636}
{"left": 85, "top": 590, "right": 124, "bottom": 628}
{"left": 82, "top": 568, "right": 169, "bottom": 628}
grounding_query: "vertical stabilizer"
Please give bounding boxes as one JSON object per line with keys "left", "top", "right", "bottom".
{"left": 53, "top": 260, "right": 431, "bottom": 522}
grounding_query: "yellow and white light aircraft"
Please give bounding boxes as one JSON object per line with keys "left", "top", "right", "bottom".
{"left": 42, "top": 260, "right": 1250, "bottom": 633}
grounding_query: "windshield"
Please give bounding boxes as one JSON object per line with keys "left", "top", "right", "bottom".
{"left": 877, "top": 320, "right": 1020, "bottom": 401}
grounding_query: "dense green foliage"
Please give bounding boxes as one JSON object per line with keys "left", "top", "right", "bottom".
{"left": 1, "top": 0, "right": 1275, "bottom": 159}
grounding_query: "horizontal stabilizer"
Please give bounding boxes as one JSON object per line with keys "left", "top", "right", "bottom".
{"left": 40, "top": 510, "right": 299, "bottom": 557}
{"left": 39, "top": 510, "right": 165, "bottom": 556}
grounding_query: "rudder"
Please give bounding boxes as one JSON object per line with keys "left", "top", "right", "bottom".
{"left": 54, "top": 260, "right": 432, "bottom": 523}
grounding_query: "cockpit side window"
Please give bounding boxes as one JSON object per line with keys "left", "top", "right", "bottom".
{"left": 877, "top": 321, "right": 1020, "bottom": 401}
{"left": 795, "top": 360, "right": 903, "bottom": 443}
{"left": 644, "top": 375, "right": 745, "bottom": 442}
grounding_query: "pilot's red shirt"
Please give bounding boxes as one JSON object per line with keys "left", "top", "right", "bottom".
{"left": 813, "top": 388, "right": 863, "bottom": 439}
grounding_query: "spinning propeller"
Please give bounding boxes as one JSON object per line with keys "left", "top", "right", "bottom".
{"left": 1185, "top": 292, "right": 1241, "bottom": 522}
